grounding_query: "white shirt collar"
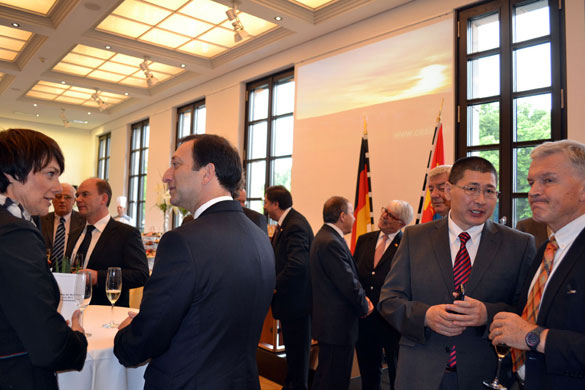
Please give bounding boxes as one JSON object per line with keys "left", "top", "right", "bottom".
{"left": 278, "top": 207, "right": 292, "bottom": 226}
{"left": 325, "top": 222, "right": 345, "bottom": 238}
{"left": 88, "top": 213, "right": 110, "bottom": 232}
{"left": 447, "top": 210, "right": 484, "bottom": 246}
{"left": 552, "top": 212, "right": 585, "bottom": 251}
{"left": 194, "top": 196, "right": 234, "bottom": 219}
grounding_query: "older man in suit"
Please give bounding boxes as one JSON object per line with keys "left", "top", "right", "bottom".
{"left": 354, "top": 200, "right": 413, "bottom": 390}
{"left": 72, "top": 178, "right": 148, "bottom": 307}
{"left": 490, "top": 140, "right": 585, "bottom": 390}
{"left": 114, "top": 134, "right": 275, "bottom": 389}
{"left": 40, "top": 182, "right": 85, "bottom": 270}
{"left": 264, "top": 185, "right": 314, "bottom": 390}
{"left": 311, "top": 196, "right": 373, "bottom": 390}
{"left": 378, "top": 157, "right": 535, "bottom": 390}
{"left": 428, "top": 165, "right": 452, "bottom": 220}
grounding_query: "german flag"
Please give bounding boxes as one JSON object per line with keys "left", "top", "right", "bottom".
{"left": 418, "top": 122, "right": 445, "bottom": 223}
{"left": 350, "top": 133, "right": 374, "bottom": 254}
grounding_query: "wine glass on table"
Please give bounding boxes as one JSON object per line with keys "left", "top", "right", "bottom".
{"left": 103, "top": 267, "right": 122, "bottom": 328}
{"left": 77, "top": 271, "right": 92, "bottom": 337}
{"left": 483, "top": 343, "right": 511, "bottom": 389}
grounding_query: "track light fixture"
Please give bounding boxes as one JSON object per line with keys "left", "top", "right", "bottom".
{"left": 226, "top": 2, "right": 249, "bottom": 43}
{"left": 59, "top": 109, "right": 70, "bottom": 128}
{"left": 140, "top": 57, "right": 158, "bottom": 87}
{"left": 91, "top": 89, "right": 108, "bottom": 112}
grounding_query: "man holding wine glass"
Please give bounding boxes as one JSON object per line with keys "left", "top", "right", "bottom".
{"left": 490, "top": 140, "right": 585, "bottom": 390}
{"left": 378, "top": 157, "right": 536, "bottom": 390}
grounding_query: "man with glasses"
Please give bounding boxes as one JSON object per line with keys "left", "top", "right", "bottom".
{"left": 354, "top": 200, "right": 414, "bottom": 390}
{"left": 378, "top": 156, "right": 535, "bottom": 390}
{"left": 40, "top": 182, "right": 85, "bottom": 270}
{"left": 428, "top": 165, "right": 452, "bottom": 220}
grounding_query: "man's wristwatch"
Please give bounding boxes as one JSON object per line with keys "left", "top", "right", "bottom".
{"left": 525, "top": 326, "right": 546, "bottom": 351}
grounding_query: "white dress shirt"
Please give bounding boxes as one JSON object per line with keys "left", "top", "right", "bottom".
{"left": 71, "top": 214, "right": 111, "bottom": 268}
{"left": 447, "top": 211, "right": 485, "bottom": 266}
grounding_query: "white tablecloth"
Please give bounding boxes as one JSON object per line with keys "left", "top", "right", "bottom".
{"left": 58, "top": 305, "right": 147, "bottom": 390}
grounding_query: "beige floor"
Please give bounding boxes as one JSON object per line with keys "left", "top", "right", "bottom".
{"left": 259, "top": 376, "right": 281, "bottom": 390}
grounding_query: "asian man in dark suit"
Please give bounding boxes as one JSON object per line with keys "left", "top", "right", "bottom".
{"left": 354, "top": 200, "right": 413, "bottom": 390}
{"left": 114, "top": 134, "right": 275, "bottom": 390}
{"left": 265, "top": 185, "right": 314, "bottom": 390}
{"left": 491, "top": 140, "right": 585, "bottom": 390}
{"left": 378, "top": 157, "right": 535, "bottom": 390}
{"left": 72, "top": 178, "right": 148, "bottom": 307}
{"left": 40, "top": 182, "right": 85, "bottom": 269}
{"left": 311, "top": 196, "right": 373, "bottom": 390}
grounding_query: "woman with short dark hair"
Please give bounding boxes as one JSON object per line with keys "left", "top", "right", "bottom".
{"left": 0, "top": 128, "right": 87, "bottom": 389}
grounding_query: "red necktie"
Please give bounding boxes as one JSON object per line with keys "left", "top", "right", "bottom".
{"left": 447, "top": 232, "right": 472, "bottom": 368}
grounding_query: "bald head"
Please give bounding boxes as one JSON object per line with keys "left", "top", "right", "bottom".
{"left": 52, "top": 182, "right": 76, "bottom": 217}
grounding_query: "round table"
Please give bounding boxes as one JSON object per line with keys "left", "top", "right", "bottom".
{"left": 58, "top": 305, "right": 147, "bottom": 390}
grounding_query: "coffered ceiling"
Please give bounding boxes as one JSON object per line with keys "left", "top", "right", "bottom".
{"left": 0, "top": 0, "right": 411, "bottom": 129}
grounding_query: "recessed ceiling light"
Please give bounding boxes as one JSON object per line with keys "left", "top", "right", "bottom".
{"left": 105, "top": 45, "right": 111, "bottom": 50}
{"left": 180, "top": 64, "right": 186, "bottom": 68}
{"left": 124, "top": 92, "right": 129, "bottom": 96}
{"left": 72, "top": 120, "right": 89, "bottom": 124}
{"left": 33, "top": 103, "right": 38, "bottom": 107}
{"left": 36, "top": 114, "right": 40, "bottom": 117}
{"left": 88, "top": 112, "right": 92, "bottom": 115}
{"left": 60, "top": 81, "right": 66, "bottom": 84}
{"left": 274, "top": 16, "right": 282, "bottom": 21}
{"left": 11, "top": 22, "right": 20, "bottom": 28}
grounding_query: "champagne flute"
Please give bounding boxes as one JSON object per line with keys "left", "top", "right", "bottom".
{"left": 77, "top": 271, "right": 92, "bottom": 337}
{"left": 483, "top": 343, "right": 511, "bottom": 389}
{"left": 72, "top": 253, "right": 84, "bottom": 273}
{"left": 103, "top": 267, "right": 122, "bottom": 328}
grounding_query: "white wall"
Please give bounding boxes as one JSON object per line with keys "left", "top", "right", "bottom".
{"left": 4, "top": 0, "right": 583, "bottom": 232}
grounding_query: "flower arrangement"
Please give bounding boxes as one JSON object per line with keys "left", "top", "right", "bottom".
{"left": 154, "top": 184, "right": 189, "bottom": 231}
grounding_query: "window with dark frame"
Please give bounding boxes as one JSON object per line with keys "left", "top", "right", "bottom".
{"left": 97, "top": 133, "right": 111, "bottom": 181}
{"left": 244, "top": 68, "right": 295, "bottom": 216}
{"left": 128, "top": 119, "right": 149, "bottom": 232}
{"left": 456, "top": 0, "right": 566, "bottom": 227}
{"left": 172, "top": 99, "right": 206, "bottom": 227}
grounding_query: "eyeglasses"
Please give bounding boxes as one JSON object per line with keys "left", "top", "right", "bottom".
{"left": 453, "top": 184, "right": 500, "bottom": 200}
{"left": 381, "top": 207, "right": 402, "bottom": 222}
{"left": 55, "top": 194, "right": 73, "bottom": 200}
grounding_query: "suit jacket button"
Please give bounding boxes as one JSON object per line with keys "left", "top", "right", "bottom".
{"left": 370, "top": 286, "right": 374, "bottom": 290}
{"left": 371, "top": 271, "right": 375, "bottom": 275}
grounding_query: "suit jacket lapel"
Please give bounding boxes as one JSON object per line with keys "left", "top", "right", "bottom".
{"left": 43, "top": 213, "right": 55, "bottom": 246}
{"left": 430, "top": 219, "right": 454, "bottom": 293}
{"left": 87, "top": 219, "right": 116, "bottom": 268}
{"left": 467, "top": 220, "right": 500, "bottom": 296}
{"left": 538, "top": 227, "right": 585, "bottom": 323}
{"left": 273, "top": 208, "right": 294, "bottom": 248}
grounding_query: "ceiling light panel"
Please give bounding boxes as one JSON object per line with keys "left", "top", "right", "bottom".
{"left": 26, "top": 81, "right": 129, "bottom": 108}
{"left": 96, "top": 0, "right": 277, "bottom": 59}
{"left": 0, "top": 0, "right": 57, "bottom": 15}
{"left": 0, "top": 25, "right": 32, "bottom": 62}
{"left": 52, "top": 44, "right": 185, "bottom": 88}
{"left": 288, "top": 0, "right": 338, "bottom": 9}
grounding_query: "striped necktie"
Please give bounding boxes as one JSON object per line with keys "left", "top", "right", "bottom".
{"left": 447, "top": 232, "right": 472, "bottom": 368}
{"left": 52, "top": 217, "right": 66, "bottom": 270}
{"left": 512, "top": 236, "right": 558, "bottom": 371}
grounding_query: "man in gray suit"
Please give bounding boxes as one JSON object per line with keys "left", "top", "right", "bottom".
{"left": 378, "top": 157, "right": 535, "bottom": 390}
{"left": 40, "top": 182, "right": 85, "bottom": 269}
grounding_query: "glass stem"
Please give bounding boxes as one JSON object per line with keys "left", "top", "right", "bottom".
{"left": 494, "top": 357, "right": 503, "bottom": 383}
{"left": 111, "top": 303, "right": 114, "bottom": 324}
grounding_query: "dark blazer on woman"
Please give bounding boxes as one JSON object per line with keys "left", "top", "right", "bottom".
{"left": 0, "top": 206, "right": 87, "bottom": 390}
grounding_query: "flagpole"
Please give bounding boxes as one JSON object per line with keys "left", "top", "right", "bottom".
{"left": 415, "top": 99, "right": 444, "bottom": 224}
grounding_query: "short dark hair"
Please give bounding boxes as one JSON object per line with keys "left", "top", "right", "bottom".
{"left": 95, "top": 178, "right": 112, "bottom": 207}
{"left": 0, "top": 128, "right": 65, "bottom": 193}
{"left": 448, "top": 156, "right": 497, "bottom": 185}
{"left": 265, "top": 185, "right": 292, "bottom": 210}
{"left": 181, "top": 134, "right": 242, "bottom": 195}
{"left": 323, "top": 196, "right": 350, "bottom": 223}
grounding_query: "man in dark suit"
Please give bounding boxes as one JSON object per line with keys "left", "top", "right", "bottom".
{"left": 516, "top": 217, "right": 549, "bottom": 248}
{"left": 72, "top": 178, "right": 148, "bottom": 307}
{"left": 354, "top": 200, "right": 414, "bottom": 390}
{"left": 114, "top": 134, "right": 275, "bottom": 389}
{"left": 264, "top": 185, "right": 314, "bottom": 390}
{"left": 378, "top": 157, "right": 535, "bottom": 390}
{"left": 40, "top": 182, "right": 85, "bottom": 269}
{"left": 490, "top": 140, "right": 585, "bottom": 390}
{"left": 311, "top": 196, "right": 373, "bottom": 390}
{"left": 236, "top": 188, "right": 268, "bottom": 233}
